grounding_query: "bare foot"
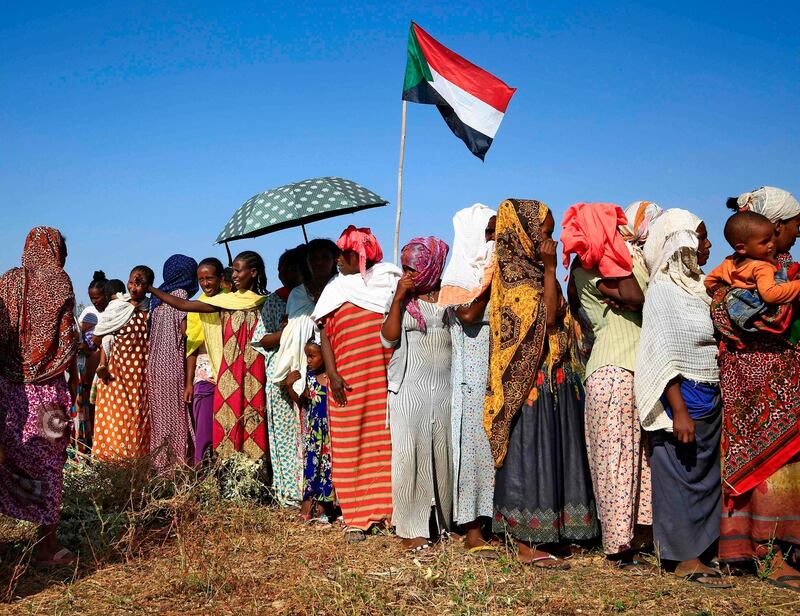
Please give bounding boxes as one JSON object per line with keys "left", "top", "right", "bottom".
{"left": 298, "top": 500, "right": 313, "bottom": 521}
{"left": 464, "top": 526, "right": 491, "bottom": 550}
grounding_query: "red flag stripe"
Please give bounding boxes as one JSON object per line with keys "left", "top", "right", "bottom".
{"left": 412, "top": 22, "right": 515, "bottom": 113}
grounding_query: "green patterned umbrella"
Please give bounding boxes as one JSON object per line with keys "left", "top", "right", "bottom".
{"left": 215, "top": 176, "right": 389, "bottom": 244}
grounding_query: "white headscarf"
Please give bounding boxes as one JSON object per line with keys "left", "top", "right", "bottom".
{"left": 636, "top": 208, "right": 718, "bottom": 432}
{"left": 438, "top": 203, "right": 496, "bottom": 305}
{"left": 94, "top": 293, "right": 136, "bottom": 336}
{"left": 736, "top": 186, "right": 800, "bottom": 223}
{"left": 623, "top": 201, "right": 663, "bottom": 245}
{"left": 643, "top": 208, "right": 709, "bottom": 306}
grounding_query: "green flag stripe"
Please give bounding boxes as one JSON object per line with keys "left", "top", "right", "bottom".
{"left": 403, "top": 23, "right": 432, "bottom": 92}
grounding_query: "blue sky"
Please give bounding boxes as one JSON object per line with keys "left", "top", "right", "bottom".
{"left": 2, "top": 1, "right": 798, "bottom": 303}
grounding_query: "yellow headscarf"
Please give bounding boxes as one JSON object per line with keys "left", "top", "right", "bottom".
{"left": 484, "top": 199, "right": 550, "bottom": 467}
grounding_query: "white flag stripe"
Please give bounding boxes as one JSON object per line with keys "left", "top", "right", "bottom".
{"left": 428, "top": 66, "right": 505, "bottom": 139}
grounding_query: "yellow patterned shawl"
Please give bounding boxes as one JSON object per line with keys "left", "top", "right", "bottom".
{"left": 484, "top": 199, "right": 549, "bottom": 467}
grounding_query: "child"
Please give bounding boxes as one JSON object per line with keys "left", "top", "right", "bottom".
{"left": 705, "top": 211, "right": 800, "bottom": 303}
{"left": 88, "top": 279, "right": 126, "bottom": 408}
{"left": 92, "top": 266, "right": 154, "bottom": 462}
{"left": 285, "top": 341, "right": 334, "bottom": 522}
{"left": 221, "top": 266, "right": 235, "bottom": 292}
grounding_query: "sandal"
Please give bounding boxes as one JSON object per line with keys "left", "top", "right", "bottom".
{"left": 466, "top": 545, "right": 499, "bottom": 560}
{"left": 682, "top": 570, "right": 734, "bottom": 589}
{"left": 344, "top": 528, "right": 366, "bottom": 543}
{"left": 615, "top": 559, "right": 658, "bottom": 573}
{"left": 765, "top": 575, "right": 800, "bottom": 593}
{"left": 406, "top": 541, "right": 433, "bottom": 555}
{"left": 34, "top": 547, "right": 77, "bottom": 567}
{"left": 521, "top": 553, "right": 571, "bottom": 570}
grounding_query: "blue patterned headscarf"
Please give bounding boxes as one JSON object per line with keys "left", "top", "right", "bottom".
{"left": 150, "top": 254, "right": 199, "bottom": 314}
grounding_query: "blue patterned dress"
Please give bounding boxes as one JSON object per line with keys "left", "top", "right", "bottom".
{"left": 302, "top": 370, "right": 334, "bottom": 503}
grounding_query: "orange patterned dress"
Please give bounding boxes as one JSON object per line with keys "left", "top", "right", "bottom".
{"left": 93, "top": 310, "right": 150, "bottom": 461}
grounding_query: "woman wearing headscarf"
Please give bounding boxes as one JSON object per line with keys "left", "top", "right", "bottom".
{"left": 0, "top": 227, "right": 79, "bottom": 565}
{"left": 635, "top": 210, "right": 732, "bottom": 588}
{"left": 711, "top": 186, "right": 800, "bottom": 590}
{"left": 486, "top": 200, "right": 598, "bottom": 568}
{"left": 250, "top": 246, "right": 306, "bottom": 506}
{"left": 380, "top": 236, "right": 452, "bottom": 552}
{"left": 148, "top": 254, "right": 198, "bottom": 468}
{"left": 438, "top": 204, "right": 498, "bottom": 554}
{"left": 562, "top": 202, "right": 653, "bottom": 568}
{"left": 621, "top": 201, "right": 664, "bottom": 248}
{"left": 312, "top": 226, "right": 401, "bottom": 542}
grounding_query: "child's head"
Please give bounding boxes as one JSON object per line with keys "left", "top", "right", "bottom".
{"left": 724, "top": 211, "right": 775, "bottom": 261}
{"left": 277, "top": 246, "right": 307, "bottom": 290}
{"left": 129, "top": 265, "right": 155, "bottom": 302}
{"left": 104, "top": 279, "right": 126, "bottom": 303}
{"left": 307, "top": 239, "right": 340, "bottom": 283}
{"left": 304, "top": 340, "right": 324, "bottom": 373}
{"left": 197, "top": 257, "right": 224, "bottom": 297}
{"left": 88, "top": 270, "right": 109, "bottom": 311}
{"left": 221, "top": 267, "right": 234, "bottom": 292}
{"left": 232, "top": 250, "right": 267, "bottom": 295}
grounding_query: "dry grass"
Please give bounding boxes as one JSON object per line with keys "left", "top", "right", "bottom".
{"left": 0, "top": 457, "right": 798, "bottom": 616}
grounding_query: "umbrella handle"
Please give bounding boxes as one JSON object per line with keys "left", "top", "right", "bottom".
{"left": 302, "top": 224, "right": 309, "bottom": 244}
{"left": 224, "top": 241, "right": 233, "bottom": 265}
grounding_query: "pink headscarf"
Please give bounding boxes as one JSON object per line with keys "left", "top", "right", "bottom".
{"left": 401, "top": 236, "right": 449, "bottom": 332}
{"left": 561, "top": 202, "right": 633, "bottom": 278}
{"left": 337, "top": 225, "right": 383, "bottom": 277}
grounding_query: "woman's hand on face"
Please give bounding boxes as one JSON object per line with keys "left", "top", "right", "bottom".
{"left": 394, "top": 272, "right": 416, "bottom": 302}
{"left": 540, "top": 239, "right": 558, "bottom": 271}
{"left": 328, "top": 371, "right": 352, "bottom": 406}
{"left": 672, "top": 410, "right": 696, "bottom": 444}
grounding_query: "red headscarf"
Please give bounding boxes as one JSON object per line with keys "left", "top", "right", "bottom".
{"left": 337, "top": 225, "right": 383, "bottom": 277}
{"left": 560, "top": 202, "right": 632, "bottom": 278}
{"left": 0, "top": 227, "right": 78, "bottom": 383}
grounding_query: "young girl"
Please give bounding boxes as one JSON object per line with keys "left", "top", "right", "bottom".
{"left": 185, "top": 258, "right": 225, "bottom": 466}
{"left": 148, "top": 254, "right": 198, "bottom": 468}
{"left": 92, "top": 266, "right": 154, "bottom": 462}
{"left": 286, "top": 341, "right": 334, "bottom": 521}
{"left": 149, "top": 251, "right": 268, "bottom": 462}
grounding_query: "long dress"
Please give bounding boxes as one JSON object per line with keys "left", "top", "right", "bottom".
{"left": 302, "top": 370, "right": 334, "bottom": 503}
{"left": 252, "top": 292, "right": 301, "bottom": 504}
{"left": 0, "top": 374, "right": 71, "bottom": 525}
{"left": 386, "top": 301, "right": 452, "bottom": 539}
{"left": 450, "top": 305, "right": 494, "bottom": 526}
{"left": 93, "top": 310, "right": 150, "bottom": 461}
{"left": 325, "top": 302, "right": 393, "bottom": 530}
{"left": 147, "top": 289, "right": 189, "bottom": 467}
{"left": 213, "top": 307, "right": 268, "bottom": 461}
{"left": 710, "top": 259, "right": 800, "bottom": 562}
{"left": 493, "top": 317, "right": 599, "bottom": 544}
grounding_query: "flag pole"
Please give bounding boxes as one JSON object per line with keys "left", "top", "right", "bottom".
{"left": 393, "top": 99, "right": 408, "bottom": 264}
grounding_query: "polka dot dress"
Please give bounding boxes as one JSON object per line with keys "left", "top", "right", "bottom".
{"left": 92, "top": 310, "right": 150, "bottom": 461}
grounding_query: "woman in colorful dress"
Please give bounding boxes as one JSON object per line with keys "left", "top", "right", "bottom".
{"left": 93, "top": 265, "right": 154, "bottom": 462}
{"left": 711, "top": 186, "right": 800, "bottom": 590}
{"left": 562, "top": 202, "right": 652, "bottom": 569}
{"left": 312, "top": 226, "right": 401, "bottom": 542}
{"left": 487, "top": 200, "right": 599, "bottom": 568}
{"left": 185, "top": 258, "right": 226, "bottom": 466}
{"left": 636, "top": 209, "right": 732, "bottom": 588}
{"left": 148, "top": 254, "right": 198, "bottom": 468}
{"left": 251, "top": 247, "right": 306, "bottom": 505}
{"left": 438, "top": 203, "right": 497, "bottom": 554}
{"left": 149, "top": 251, "right": 268, "bottom": 462}
{"left": 0, "top": 227, "right": 79, "bottom": 565}
{"left": 381, "top": 236, "right": 452, "bottom": 552}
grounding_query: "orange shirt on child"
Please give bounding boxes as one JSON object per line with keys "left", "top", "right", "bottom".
{"left": 704, "top": 256, "right": 800, "bottom": 304}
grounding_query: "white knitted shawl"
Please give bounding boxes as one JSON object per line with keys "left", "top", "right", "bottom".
{"left": 635, "top": 209, "right": 719, "bottom": 431}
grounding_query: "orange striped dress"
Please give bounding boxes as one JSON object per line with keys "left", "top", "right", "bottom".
{"left": 325, "top": 302, "right": 393, "bottom": 530}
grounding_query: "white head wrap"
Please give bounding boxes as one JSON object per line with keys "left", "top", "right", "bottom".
{"left": 643, "top": 208, "right": 709, "bottom": 306}
{"left": 736, "top": 186, "right": 800, "bottom": 223}
{"left": 623, "top": 201, "right": 663, "bottom": 245}
{"left": 439, "top": 203, "right": 497, "bottom": 295}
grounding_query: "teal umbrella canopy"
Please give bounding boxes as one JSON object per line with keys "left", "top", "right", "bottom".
{"left": 215, "top": 176, "right": 389, "bottom": 243}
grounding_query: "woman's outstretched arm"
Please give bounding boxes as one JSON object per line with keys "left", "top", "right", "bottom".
{"left": 148, "top": 286, "right": 218, "bottom": 313}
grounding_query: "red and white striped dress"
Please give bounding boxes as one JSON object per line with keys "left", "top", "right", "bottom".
{"left": 325, "top": 302, "right": 393, "bottom": 530}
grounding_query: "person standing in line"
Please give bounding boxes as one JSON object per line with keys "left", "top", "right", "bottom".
{"left": 312, "top": 226, "right": 401, "bottom": 543}
{"left": 381, "top": 236, "right": 452, "bottom": 553}
{"left": 0, "top": 227, "right": 80, "bottom": 566}
{"left": 486, "top": 200, "right": 599, "bottom": 568}
{"left": 562, "top": 202, "right": 653, "bottom": 569}
{"left": 636, "top": 209, "right": 732, "bottom": 588}
{"left": 148, "top": 254, "right": 198, "bottom": 468}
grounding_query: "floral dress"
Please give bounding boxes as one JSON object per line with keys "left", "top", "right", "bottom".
{"left": 302, "top": 370, "right": 334, "bottom": 503}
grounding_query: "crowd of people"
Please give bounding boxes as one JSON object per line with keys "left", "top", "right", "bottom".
{"left": 0, "top": 186, "right": 798, "bottom": 593}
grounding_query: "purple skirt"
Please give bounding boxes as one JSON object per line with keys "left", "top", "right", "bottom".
{"left": 192, "top": 380, "right": 216, "bottom": 466}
